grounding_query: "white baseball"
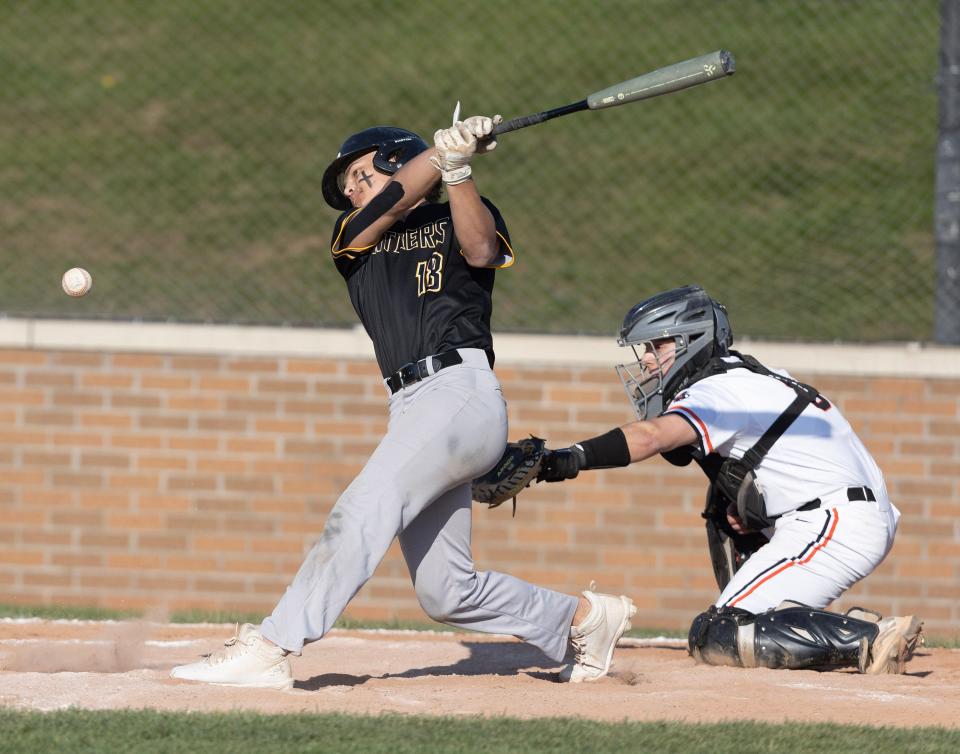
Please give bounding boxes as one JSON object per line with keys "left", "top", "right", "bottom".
{"left": 62, "top": 267, "right": 93, "bottom": 297}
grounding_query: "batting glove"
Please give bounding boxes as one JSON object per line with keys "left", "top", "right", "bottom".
{"left": 431, "top": 122, "right": 477, "bottom": 185}
{"left": 430, "top": 114, "right": 502, "bottom": 185}
{"left": 462, "top": 114, "right": 502, "bottom": 155}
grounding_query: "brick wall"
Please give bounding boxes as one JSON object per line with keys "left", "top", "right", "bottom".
{"left": 0, "top": 330, "right": 957, "bottom": 636}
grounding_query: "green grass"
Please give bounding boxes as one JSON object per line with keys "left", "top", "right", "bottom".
{"left": 0, "top": 1, "right": 941, "bottom": 341}
{"left": 0, "top": 710, "right": 957, "bottom": 754}
{"left": 169, "top": 608, "right": 468, "bottom": 633}
{"left": 0, "top": 602, "right": 445, "bottom": 631}
{"left": 0, "top": 602, "right": 683, "bottom": 638}
{"left": 0, "top": 603, "right": 141, "bottom": 622}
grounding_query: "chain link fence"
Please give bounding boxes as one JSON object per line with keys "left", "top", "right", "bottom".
{"left": 0, "top": 1, "right": 940, "bottom": 342}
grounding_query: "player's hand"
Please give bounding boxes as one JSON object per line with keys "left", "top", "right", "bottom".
{"left": 430, "top": 104, "right": 502, "bottom": 184}
{"left": 462, "top": 115, "right": 502, "bottom": 155}
{"left": 434, "top": 122, "right": 477, "bottom": 162}
{"left": 725, "top": 501, "right": 754, "bottom": 534}
{"left": 536, "top": 446, "right": 585, "bottom": 483}
{"left": 430, "top": 122, "right": 477, "bottom": 185}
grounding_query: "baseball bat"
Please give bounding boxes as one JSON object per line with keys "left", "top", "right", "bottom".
{"left": 491, "top": 50, "right": 735, "bottom": 136}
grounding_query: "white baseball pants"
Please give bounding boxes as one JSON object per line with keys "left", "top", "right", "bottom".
{"left": 716, "top": 491, "right": 900, "bottom": 612}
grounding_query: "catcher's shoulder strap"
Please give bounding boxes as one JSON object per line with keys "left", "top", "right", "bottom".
{"left": 681, "top": 354, "right": 828, "bottom": 557}
{"left": 677, "top": 351, "right": 824, "bottom": 404}
{"left": 660, "top": 352, "right": 828, "bottom": 471}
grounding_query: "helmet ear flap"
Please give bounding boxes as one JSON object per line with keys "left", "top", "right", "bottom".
{"left": 371, "top": 145, "right": 405, "bottom": 176}
{"left": 322, "top": 126, "right": 428, "bottom": 211}
{"left": 712, "top": 301, "right": 733, "bottom": 355}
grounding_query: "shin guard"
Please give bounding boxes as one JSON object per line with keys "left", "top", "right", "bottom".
{"left": 689, "top": 604, "right": 880, "bottom": 670}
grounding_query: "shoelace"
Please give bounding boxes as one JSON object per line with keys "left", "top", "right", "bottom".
{"left": 569, "top": 581, "right": 600, "bottom": 668}
{"left": 204, "top": 625, "right": 251, "bottom": 666}
{"left": 569, "top": 616, "right": 599, "bottom": 669}
{"left": 570, "top": 635, "right": 587, "bottom": 666}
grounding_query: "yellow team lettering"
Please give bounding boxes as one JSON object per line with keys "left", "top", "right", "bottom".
{"left": 416, "top": 252, "right": 444, "bottom": 296}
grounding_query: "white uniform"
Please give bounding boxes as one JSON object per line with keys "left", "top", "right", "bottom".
{"left": 665, "top": 363, "right": 900, "bottom": 613}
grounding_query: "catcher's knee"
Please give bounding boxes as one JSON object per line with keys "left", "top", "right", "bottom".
{"left": 688, "top": 606, "right": 754, "bottom": 667}
{"left": 688, "top": 603, "right": 880, "bottom": 670}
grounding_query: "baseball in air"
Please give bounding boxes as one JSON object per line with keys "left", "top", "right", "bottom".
{"left": 61, "top": 267, "right": 93, "bottom": 297}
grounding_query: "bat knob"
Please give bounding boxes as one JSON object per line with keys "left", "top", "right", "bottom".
{"left": 719, "top": 50, "right": 736, "bottom": 75}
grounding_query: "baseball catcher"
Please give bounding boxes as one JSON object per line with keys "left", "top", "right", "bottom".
{"left": 479, "top": 285, "right": 923, "bottom": 674}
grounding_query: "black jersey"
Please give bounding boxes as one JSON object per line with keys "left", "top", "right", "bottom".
{"left": 330, "top": 198, "right": 514, "bottom": 378}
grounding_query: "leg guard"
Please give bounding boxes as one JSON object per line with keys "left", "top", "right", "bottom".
{"left": 688, "top": 606, "right": 755, "bottom": 667}
{"left": 689, "top": 604, "right": 880, "bottom": 670}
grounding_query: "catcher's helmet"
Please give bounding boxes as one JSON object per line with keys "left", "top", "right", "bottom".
{"left": 321, "top": 126, "right": 428, "bottom": 211}
{"left": 615, "top": 285, "right": 732, "bottom": 420}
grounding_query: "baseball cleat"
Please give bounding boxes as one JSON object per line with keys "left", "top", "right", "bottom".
{"left": 862, "top": 615, "right": 924, "bottom": 674}
{"left": 560, "top": 589, "right": 637, "bottom": 683}
{"left": 169, "top": 623, "right": 293, "bottom": 690}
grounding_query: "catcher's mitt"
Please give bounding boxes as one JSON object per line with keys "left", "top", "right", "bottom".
{"left": 472, "top": 437, "right": 547, "bottom": 515}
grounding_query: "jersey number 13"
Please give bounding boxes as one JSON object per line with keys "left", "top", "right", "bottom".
{"left": 415, "top": 252, "right": 444, "bottom": 296}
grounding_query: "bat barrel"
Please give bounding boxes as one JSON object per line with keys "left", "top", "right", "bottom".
{"left": 587, "top": 49, "right": 735, "bottom": 110}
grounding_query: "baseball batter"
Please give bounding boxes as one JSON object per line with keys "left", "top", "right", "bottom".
{"left": 170, "top": 114, "right": 635, "bottom": 688}
{"left": 533, "top": 285, "right": 923, "bottom": 673}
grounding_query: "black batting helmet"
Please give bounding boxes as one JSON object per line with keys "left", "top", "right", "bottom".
{"left": 321, "top": 126, "right": 429, "bottom": 211}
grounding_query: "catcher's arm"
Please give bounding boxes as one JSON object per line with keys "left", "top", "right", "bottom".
{"left": 536, "top": 428, "right": 631, "bottom": 482}
{"left": 538, "top": 416, "right": 698, "bottom": 482}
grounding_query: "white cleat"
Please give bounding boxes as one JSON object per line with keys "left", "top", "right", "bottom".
{"left": 863, "top": 615, "right": 924, "bottom": 675}
{"left": 560, "top": 589, "right": 637, "bottom": 683}
{"left": 169, "top": 623, "right": 293, "bottom": 690}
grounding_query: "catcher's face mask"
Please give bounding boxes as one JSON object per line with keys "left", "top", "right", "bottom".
{"left": 616, "top": 337, "right": 685, "bottom": 420}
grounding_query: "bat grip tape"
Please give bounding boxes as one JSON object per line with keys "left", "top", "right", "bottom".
{"left": 492, "top": 113, "right": 548, "bottom": 135}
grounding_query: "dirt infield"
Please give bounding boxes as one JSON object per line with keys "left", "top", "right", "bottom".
{"left": 0, "top": 619, "right": 957, "bottom": 727}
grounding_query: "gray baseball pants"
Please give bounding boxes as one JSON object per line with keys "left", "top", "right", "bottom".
{"left": 260, "top": 348, "right": 578, "bottom": 661}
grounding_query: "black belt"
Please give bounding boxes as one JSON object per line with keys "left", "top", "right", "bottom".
{"left": 846, "top": 486, "right": 876, "bottom": 502}
{"left": 797, "top": 486, "right": 876, "bottom": 512}
{"left": 386, "top": 350, "right": 463, "bottom": 394}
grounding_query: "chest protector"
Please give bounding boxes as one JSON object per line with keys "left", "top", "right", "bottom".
{"left": 663, "top": 352, "right": 828, "bottom": 531}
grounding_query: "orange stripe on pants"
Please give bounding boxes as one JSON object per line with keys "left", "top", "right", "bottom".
{"left": 728, "top": 510, "right": 840, "bottom": 608}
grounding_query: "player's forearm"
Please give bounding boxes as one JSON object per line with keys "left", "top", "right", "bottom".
{"left": 341, "top": 151, "right": 441, "bottom": 249}
{"left": 552, "top": 420, "right": 683, "bottom": 475}
{"left": 621, "top": 421, "right": 671, "bottom": 462}
{"left": 538, "top": 415, "right": 698, "bottom": 483}
{"left": 390, "top": 149, "right": 444, "bottom": 208}
{"left": 447, "top": 181, "right": 498, "bottom": 267}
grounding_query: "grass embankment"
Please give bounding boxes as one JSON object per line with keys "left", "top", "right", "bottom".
{"left": 0, "top": 2, "right": 937, "bottom": 340}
